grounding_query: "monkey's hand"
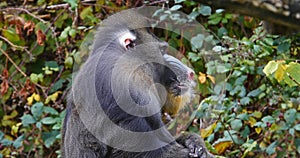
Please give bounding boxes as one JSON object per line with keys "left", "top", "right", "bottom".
{"left": 176, "top": 133, "right": 215, "bottom": 158}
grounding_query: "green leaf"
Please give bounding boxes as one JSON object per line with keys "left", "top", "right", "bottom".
{"left": 240, "top": 126, "right": 250, "bottom": 139}
{"left": 170, "top": 5, "right": 182, "bottom": 11}
{"left": 230, "top": 119, "right": 243, "bottom": 131}
{"left": 237, "top": 113, "right": 249, "bottom": 121}
{"left": 289, "top": 128, "right": 295, "bottom": 136}
{"left": 286, "top": 62, "right": 300, "bottom": 85}
{"left": 216, "top": 9, "right": 224, "bottom": 14}
{"left": 199, "top": 5, "right": 211, "bottom": 16}
{"left": 251, "top": 111, "right": 262, "bottom": 119}
{"left": 36, "top": 121, "right": 42, "bottom": 130}
{"left": 69, "top": 29, "right": 76, "bottom": 38}
{"left": 247, "top": 88, "right": 262, "bottom": 97}
{"left": 13, "top": 134, "right": 24, "bottom": 149}
{"left": 263, "top": 38, "right": 273, "bottom": 46}
{"left": 208, "top": 16, "right": 221, "bottom": 25}
{"left": 235, "top": 76, "right": 247, "bottom": 85}
{"left": 191, "top": 34, "right": 204, "bottom": 51}
{"left": 31, "top": 102, "right": 44, "bottom": 118}
{"left": 45, "top": 61, "right": 59, "bottom": 69}
{"left": 284, "top": 109, "right": 297, "bottom": 124}
{"left": 217, "top": 27, "right": 227, "bottom": 37}
{"left": 63, "top": 0, "right": 78, "bottom": 10}
{"left": 294, "top": 124, "right": 300, "bottom": 131}
{"left": 30, "top": 73, "right": 39, "bottom": 83}
{"left": 21, "top": 114, "right": 36, "bottom": 126}
{"left": 41, "top": 117, "right": 57, "bottom": 125}
{"left": 187, "top": 52, "right": 200, "bottom": 62}
{"left": 277, "top": 41, "right": 290, "bottom": 53}
{"left": 240, "top": 97, "right": 251, "bottom": 105}
{"left": 59, "top": 26, "right": 71, "bottom": 41}
{"left": 60, "top": 110, "right": 66, "bottom": 119}
{"left": 44, "top": 106, "right": 59, "bottom": 115}
{"left": 266, "top": 141, "right": 277, "bottom": 155}
{"left": 0, "top": 131, "right": 4, "bottom": 140}
{"left": 31, "top": 44, "right": 44, "bottom": 56}
{"left": 216, "top": 63, "right": 231, "bottom": 73}
{"left": 263, "top": 61, "right": 278, "bottom": 76}
{"left": 262, "top": 115, "right": 275, "bottom": 124}
{"left": 2, "top": 28, "right": 24, "bottom": 46}
{"left": 1, "top": 139, "right": 13, "bottom": 146}
{"left": 253, "top": 45, "right": 261, "bottom": 53}
{"left": 80, "top": 6, "right": 93, "bottom": 20}
{"left": 175, "top": 0, "right": 185, "bottom": 3}
{"left": 42, "top": 131, "right": 60, "bottom": 148}
{"left": 50, "top": 79, "right": 66, "bottom": 94}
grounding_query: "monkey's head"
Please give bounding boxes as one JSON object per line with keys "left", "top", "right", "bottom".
{"left": 90, "top": 10, "right": 196, "bottom": 130}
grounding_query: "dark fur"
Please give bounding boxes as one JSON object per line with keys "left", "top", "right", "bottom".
{"left": 61, "top": 9, "right": 214, "bottom": 158}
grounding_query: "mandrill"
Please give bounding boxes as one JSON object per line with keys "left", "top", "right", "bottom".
{"left": 61, "top": 9, "right": 215, "bottom": 158}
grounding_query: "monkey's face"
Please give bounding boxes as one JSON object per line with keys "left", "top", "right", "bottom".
{"left": 115, "top": 27, "right": 195, "bottom": 93}
{"left": 113, "top": 27, "right": 196, "bottom": 118}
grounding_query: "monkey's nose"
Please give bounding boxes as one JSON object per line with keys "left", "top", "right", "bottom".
{"left": 187, "top": 70, "right": 195, "bottom": 80}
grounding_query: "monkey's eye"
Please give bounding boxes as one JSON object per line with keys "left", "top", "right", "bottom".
{"left": 119, "top": 31, "right": 136, "bottom": 50}
{"left": 124, "top": 38, "right": 136, "bottom": 49}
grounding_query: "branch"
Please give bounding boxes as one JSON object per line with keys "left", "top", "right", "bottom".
{"left": 0, "top": 48, "right": 27, "bottom": 77}
{"left": 194, "top": 0, "right": 300, "bottom": 31}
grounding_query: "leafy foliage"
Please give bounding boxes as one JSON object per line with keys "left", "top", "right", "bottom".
{"left": 0, "top": 0, "right": 299, "bottom": 157}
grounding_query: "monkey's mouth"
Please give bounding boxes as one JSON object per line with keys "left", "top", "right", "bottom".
{"left": 177, "top": 83, "right": 189, "bottom": 91}
{"left": 170, "top": 81, "right": 195, "bottom": 96}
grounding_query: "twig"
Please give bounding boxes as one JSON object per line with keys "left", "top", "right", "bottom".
{"left": 46, "top": 3, "right": 69, "bottom": 10}
{"left": 0, "top": 35, "right": 31, "bottom": 56}
{"left": 1, "top": 7, "right": 47, "bottom": 24}
{"left": 0, "top": 48, "right": 27, "bottom": 77}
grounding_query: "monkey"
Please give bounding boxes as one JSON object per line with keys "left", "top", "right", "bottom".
{"left": 61, "top": 9, "right": 215, "bottom": 158}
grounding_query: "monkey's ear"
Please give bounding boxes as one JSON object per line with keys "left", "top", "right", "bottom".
{"left": 119, "top": 31, "right": 136, "bottom": 50}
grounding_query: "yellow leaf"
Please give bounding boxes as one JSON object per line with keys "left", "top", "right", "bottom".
{"left": 270, "top": 123, "right": 278, "bottom": 131}
{"left": 274, "top": 63, "right": 286, "bottom": 82}
{"left": 259, "top": 141, "right": 267, "bottom": 149}
{"left": 252, "top": 111, "right": 262, "bottom": 119}
{"left": 200, "top": 122, "right": 217, "bottom": 138}
{"left": 45, "top": 91, "right": 62, "bottom": 104}
{"left": 255, "top": 127, "right": 262, "bottom": 134}
{"left": 198, "top": 72, "right": 206, "bottom": 84}
{"left": 207, "top": 75, "right": 215, "bottom": 84}
{"left": 27, "top": 95, "right": 34, "bottom": 106}
{"left": 3, "top": 110, "right": 18, "bottom": 120}
{"left": 214, "top": 141, "right": 233, "bottom": 154}
{"left": 33, "top": 93, "right": 40, "bottom": 101}
{"left": 248, "top": 117, "right": 256, "bottom": 127}
{"left": 11, "top": 123, "right": 21, "bottom": 136}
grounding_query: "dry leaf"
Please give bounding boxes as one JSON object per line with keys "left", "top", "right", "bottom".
{"left": 36, "top": 29, "right": 46, "bottom": 45}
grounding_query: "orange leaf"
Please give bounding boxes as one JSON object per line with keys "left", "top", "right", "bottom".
{"left": 36, "top": 29, "right": 46, "bottom": 46}
{"left": 2, "top": 68, "right": 9, "bottom": 79}
{"left": 24, "top": 21, "right": 35, "bottom": 36}
{"left": 0, "top": 79, "right": 8, "bottom": 95}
